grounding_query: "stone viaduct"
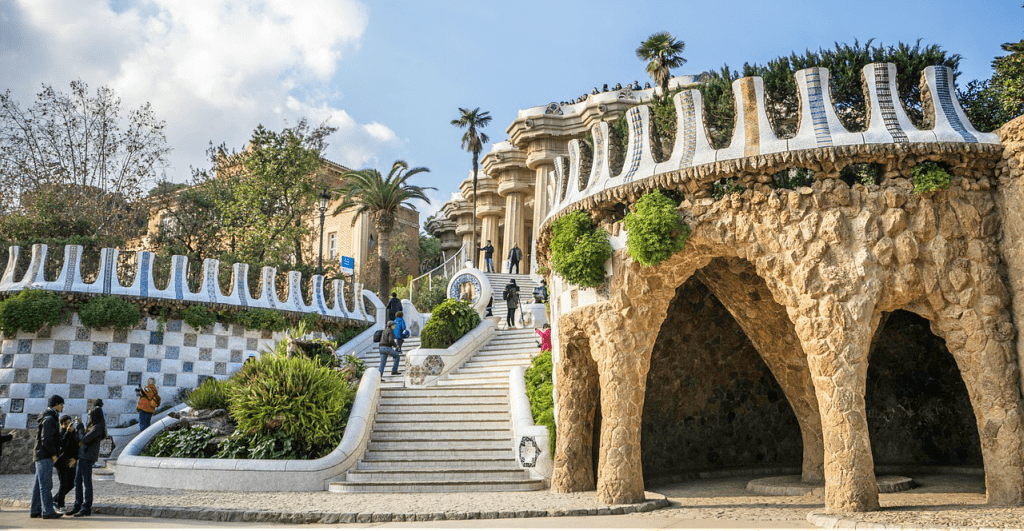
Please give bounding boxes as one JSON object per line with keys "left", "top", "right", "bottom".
{"left": 532, "top": 64, "right": 1024, "bottom": 513}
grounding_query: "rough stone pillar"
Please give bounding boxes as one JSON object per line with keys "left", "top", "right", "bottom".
{"left": 502, "top": 192, "right": 525, "bottom": 273}
{"left": 551, "top": 333, "right": 599, "bottom": 492}
{"left": 697, "top": 259, "right": 824, "bottom": 482}
{"left": 995, "top": 116, "right": 1024, "bottom": 398}
{"left": 788, "top": 297, "right": 880, "bottom": 512}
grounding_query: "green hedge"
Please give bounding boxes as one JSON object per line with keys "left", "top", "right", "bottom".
{"left": 549, "top": 210, "right": 612, "bottom": 289}
{"left": 525, "top": 349, "right": 555, "bottom": 456}
{"left": 77, "top": 295, "right": 141, "bottom": 330}
{"left": 0, "top": 289, "right": 65, "bottom": 336}
{"left": 623, "top": 190, "right": 690, "bottom": 267}
{"left": 420, "top": 298, "right": 481, "bottom": 349}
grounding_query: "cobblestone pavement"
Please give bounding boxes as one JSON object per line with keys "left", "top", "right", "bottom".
{"left": 2, "top": 472, "right": 1024, "bottom": 529}
{"left": 637, "top": 473, "right": 1024, "bottom": 530}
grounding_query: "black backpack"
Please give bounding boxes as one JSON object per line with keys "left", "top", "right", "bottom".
{"left": 372, "top": 329, "right": 383, "bottom": 343}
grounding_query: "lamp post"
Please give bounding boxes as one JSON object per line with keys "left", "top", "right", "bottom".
{"left": 318, "top": 189, "right": 330, "bottom": 277}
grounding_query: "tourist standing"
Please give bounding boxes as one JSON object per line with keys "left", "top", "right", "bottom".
{"left": 507, "top": 243, "right": 522, "bottom": 274}
{"left": 378, "top": 321, "right": 402, "bottom": 378}
{"left": 387, "top": 293, "right": 403, "bottom": 322}
{"left": 30, "top": 394, "right": 64, "bottom": 519}
{"left": 53, "top": 415, "right": 78, "bottom": 511}
{"left": 503, "top": 279, "right": 520, "bottom": 329}
{"left": 478, "top": 240, "right": 495, "bottom": 273}
{"left": 67, "top": 400, "right": 106, "bottom": 517}
{"left": 136, "top": 377, "right": 160, "bottom": 432}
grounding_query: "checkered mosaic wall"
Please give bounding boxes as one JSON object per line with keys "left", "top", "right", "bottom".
{"left": 0, "top": 314, "right": 280, "bottom": 429}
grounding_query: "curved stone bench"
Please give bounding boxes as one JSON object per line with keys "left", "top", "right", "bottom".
{"left": 508, "top": 366, "right": 552, "bottom": 482}
{"left": 115, "top": 368, "right": 381, "bottom": 491}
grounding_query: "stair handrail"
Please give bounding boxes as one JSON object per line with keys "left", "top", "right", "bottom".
{"left": 409, "top": 243, "right": 467, "bottom": 305}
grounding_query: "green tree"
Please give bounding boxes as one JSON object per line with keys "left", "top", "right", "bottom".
{"left": 636, "top": 32, "right": 687, "bottom": 100}
{"left": 992, "top": 38, "right": 1024, "bottom": 120}
{"left": 196, "top": 120, "right": 336, "bottom": 276}
{"left": 332, "top": 160, "right": 433, "bottom": 301}
{"left": 149, "top": 185, "right": 226, "bottom": 276}
{"left": 0, "top": 80, "right": 168, "bottom": 249}
{"left": 419, "top": 233, "right": 442, "bottom": 274}
{"left": 451, "top": 108, "right": 491, "bottom": 263}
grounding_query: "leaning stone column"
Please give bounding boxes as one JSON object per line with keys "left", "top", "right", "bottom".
{"left": 788, "top": 297, "right": 880, "bottom": 512}
{"left": 551, "top": 316, "right": 600, "bottom": 492}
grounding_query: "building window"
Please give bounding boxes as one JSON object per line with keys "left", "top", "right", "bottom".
{"left": 328, "top": 233, "right": 337, "bottom": 259}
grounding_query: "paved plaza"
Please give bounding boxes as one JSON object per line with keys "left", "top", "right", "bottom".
{"left": 3, "top": 471, "right": 1023, "bottom": 529}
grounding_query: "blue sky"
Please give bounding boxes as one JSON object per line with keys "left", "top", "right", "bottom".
{"left": 2, "top": 0, "right": 1021, "bottom": 223}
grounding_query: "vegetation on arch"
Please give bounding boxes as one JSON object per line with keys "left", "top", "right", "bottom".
{"left": 549, "top": 210, "right": 612, "bottom": 289}
{"left": 911, "top": 161, "right": 953, "bottom": 195}
{"left": 624, "top": 190, "right": 690, "bottom": 268}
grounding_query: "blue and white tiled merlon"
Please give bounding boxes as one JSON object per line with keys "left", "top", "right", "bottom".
{"left": 545, "top": 62, "right": 1000, "bottom": 223}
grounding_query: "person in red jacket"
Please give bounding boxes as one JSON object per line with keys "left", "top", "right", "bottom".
{"left": 135, "top": 378, "right": 160, "bottom": 432}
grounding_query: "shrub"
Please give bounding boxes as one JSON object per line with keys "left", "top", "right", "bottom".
{"left": 413, "top": 277, "right": 449, "bottom": 313}
{"left": 229, "top": 349, "right": 355, "bottom": 456}
{"left": 185, "top": 377, "right": 233, "bottom": 411}
{"left": 234, "top": 308, "right": 288, "bottom": 332}
{"left": 623, "top": 190, "right": 690, "bottom": 268}
{"left": 420, "top": 298, "right": 481, "bottom": 349}
{"left": 772, "top": 168, "right": 815, "bottom": 189}
{"left": 143, "top": 425, "right": 216, "bottom": 458}
{"left": 77, "top": 295, "right": 140, "bottom": 330}
{"left": 213, "top": 429, "right": 301, "bottom": 460}
{"left": 180, "top": 304, "right": 217, "bottom": 330}
{"left": 912, "top": 161, "right": 952, "bottom": 194}
{"left": 0, "top": 289, "right": 65, "bottom": 336}
{"left": 337, "top": 353, "right": 366, "bottom": 386}
{"left": 549, "top": 210, "right": 612, "bottom": 289}
{"left": 711, "top": 178, "right": 744, "bottom": 199}
{"left": 525, "top": 349, "right": 556, "bottom": 456}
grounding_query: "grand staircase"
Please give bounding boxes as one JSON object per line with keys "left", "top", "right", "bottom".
{"left": 486, "top": 273, "right": 541, "bottom": 324}
{"left": 328, "top": 326, "right": 543, "bottom": 493}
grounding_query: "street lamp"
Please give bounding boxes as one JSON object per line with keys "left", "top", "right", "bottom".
{"left": 318, "top": 188, "right": 330, "bottom": 277}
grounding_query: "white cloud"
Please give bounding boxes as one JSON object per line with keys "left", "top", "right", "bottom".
{"left": 3, "top": 0, "right": 396, "bottom": 181}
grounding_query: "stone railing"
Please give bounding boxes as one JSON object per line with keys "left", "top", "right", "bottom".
{"left": 0, "top": 244, "right": 376, "bottom": 323}
{"left": 543, "top": 64, "right": 998, "bottom": 227}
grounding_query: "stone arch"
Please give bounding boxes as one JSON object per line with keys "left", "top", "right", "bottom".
{"left": 551, "top": 315, "right": 600, "bottom": 493}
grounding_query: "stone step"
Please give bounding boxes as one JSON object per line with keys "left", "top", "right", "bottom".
{"left": 442, "top": 372, "right": 509, "bottom": 381}
{"left": 434, "top": 376, "right": 508, "bottom": 387}
{"left": 378, "top": 395, "right": 508, "bottom": 406}
{"left": 346, "top": 468, "right": 529, "bottom": 482}
{"left": 363, "top": 449, "right": 514, "bottom": 460}
{"left": 373, "top": 419, "right": 510, "bottom": 431}
{"left": 379, "top": 388, "right": 508, "bottom": 398}
{"left": 369, "top": 429, "right": 510, "bottom": 441}
{"left": 374, "top": 411, "right": 509, "bottom": 422}
{"left": 377, "top": 403, "right": 510, "bottom": 414}
{"left": 367, "top": 439, "right": 510, "bottom": 451}
{"left": 458, "top": 363, "right": 531, "bottom": 374}
{"left": 357, "top": 457, "right": 518, "bottom": 470}
{"left": 328, "top": 478, "right": 546, "bottom": 493}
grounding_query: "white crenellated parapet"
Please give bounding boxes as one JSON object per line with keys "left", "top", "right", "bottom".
{"left": 0, "top": 244, "right": 374, "bottom": 323}
{"left": 544, "top": 62, "right": 1000, "bottom": 223}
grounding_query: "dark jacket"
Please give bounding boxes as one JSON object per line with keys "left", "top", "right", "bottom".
{"left": 77, "top": 408, "right": 107, "bottom": 462}
{"left": 0, "top": 431, "right": 13, "bottom": 459}
{"left": 479, "top": 244, "right": 494, "bottom": 259}
{"left": 508, "top": 247, "right": 522, "bottom": 263}
{"left": 33, "top": 408, "right": 61, "bottom": 461}
{"left": 387, "top": 297, "right": 402, "bottom": 320}
{"left": 379, "top": 326, "right": 397, "bottom": 348}
{"left": 56, "top": 426, "right": 78, "bottom": 469}
{"left": 503, "top": 283, "right": 520, "bottom": 310}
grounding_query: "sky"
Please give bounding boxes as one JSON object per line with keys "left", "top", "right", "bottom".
{"left": 2, "top": 0, "right": 1022, "bottom": 225}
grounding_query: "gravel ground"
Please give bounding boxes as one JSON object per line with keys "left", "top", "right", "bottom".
{"left": 3, "top": 472, "right": 1023, "bottom": 528}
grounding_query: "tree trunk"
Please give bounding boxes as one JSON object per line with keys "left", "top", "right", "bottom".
{"left": 472, "top": 155, "right": 479, "bottom": 268}
{"left": 377, "top": 221, "right": 392, "bottom": 303}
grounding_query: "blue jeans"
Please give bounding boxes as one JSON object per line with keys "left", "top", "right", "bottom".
{"left": 484, "top": 257, "right": 494, "bottom": 272}
{"left": 73, "top": 459, "right": 95, "bottom": 513}
{"left": 138, "top": 410, "right": 153, "bottom": 432}
{"left": 378, "top": 347, "right": 400, "bottom": 375}
{"left": 30, "top": 458, "right": 56, "bottom": 516}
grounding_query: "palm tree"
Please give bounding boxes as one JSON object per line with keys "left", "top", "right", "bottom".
{"left": 333, "top": 160, "right": 434, "bottom": 301}
{"left": 451, "top": 107, "right": 491, "bottom": 266}
{"left": 636, "top": 32, "right": 687, "bottom": 99}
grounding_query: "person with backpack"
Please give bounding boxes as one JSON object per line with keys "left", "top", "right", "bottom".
{"left": 394, "top": 311, "right": 411, "bottom": 351}
{"left": 377, "top": 321, "right": 401, "bottom": 379}
{"left": 136, "top": 377, "right": 161, "bottom": 432}
{"left": 30, "top": 394, "right": 65, "bottom": 519}
{"left": 503, "top": 279, "right": 520, "bottom": 329}
{"left": 66, "top": 400, "right": 106, "bottom": 518}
